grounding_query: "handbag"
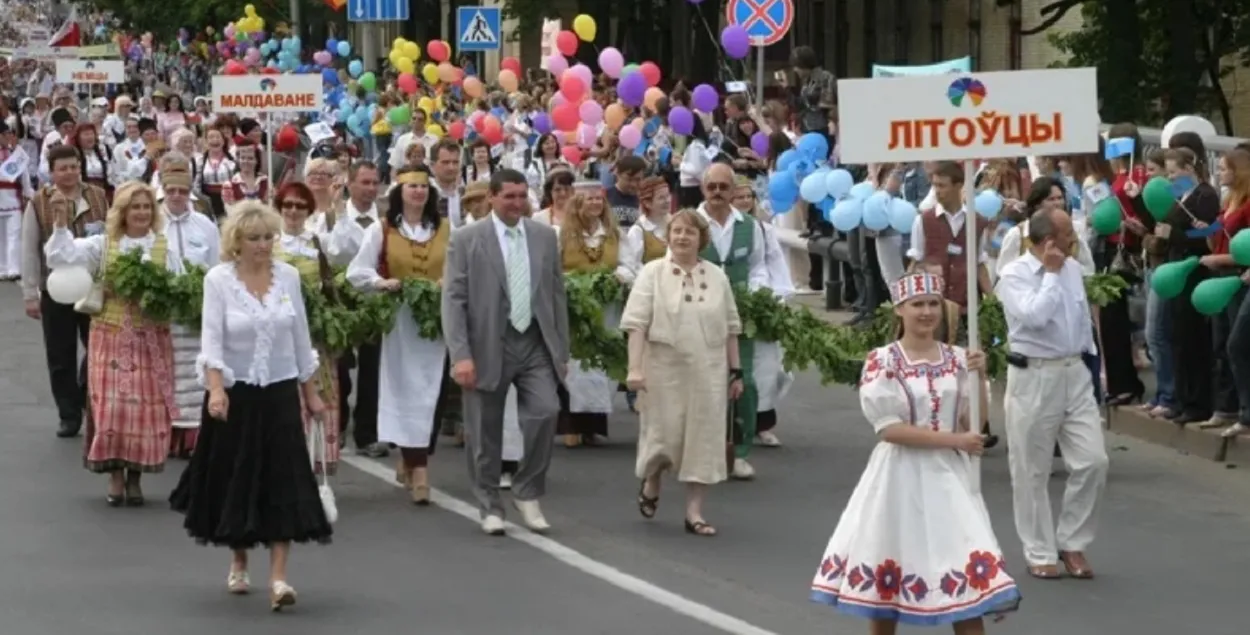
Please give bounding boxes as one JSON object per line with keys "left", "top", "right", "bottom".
{"left": 307, "top": 415, "right": 338, "bottom": 524}
{"left": 74, "top": 236, "right": 108, "bottom": 315}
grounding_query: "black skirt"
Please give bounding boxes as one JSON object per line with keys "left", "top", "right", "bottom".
{"left": 169, "top": 379, "right": 333, "bottom": 550}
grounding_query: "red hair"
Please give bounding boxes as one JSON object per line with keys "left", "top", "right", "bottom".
{"left": 70, "top": 122, "right": 100, "bottom": 148}
{"left": 274, "top": 181, "right": 316, "bottom": 209}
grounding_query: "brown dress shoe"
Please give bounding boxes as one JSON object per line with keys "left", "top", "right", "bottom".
{"left": 1059, "top": 551, "right": 1094, "bottom": 578}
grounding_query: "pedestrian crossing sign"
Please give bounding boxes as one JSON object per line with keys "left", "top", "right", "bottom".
{"left": 457, "top": 6, "right": 502, "bottom": 52}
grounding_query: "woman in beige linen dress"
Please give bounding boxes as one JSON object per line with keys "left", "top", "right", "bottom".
{"left": 620, "top": 209, "right": 745, "bottom": 537}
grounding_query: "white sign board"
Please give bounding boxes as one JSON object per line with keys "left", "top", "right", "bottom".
{"left": 836, "top": 68, "right": 1099, "bottom": 164}
{"left": 211, "top": 75, "right": 323, "bottom": 114}
{"left": 55, "top": 59, "right": 125, "bottom": 84}
{"left": 537, "top": 19, "right": 561, "bottom": 70}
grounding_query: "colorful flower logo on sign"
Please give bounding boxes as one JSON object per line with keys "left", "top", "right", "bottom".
{"left": 947, "top": 77, "right": 987, "bottom": 107}
{"left": 259, "top": 78, "right": 278, "bottom": 92}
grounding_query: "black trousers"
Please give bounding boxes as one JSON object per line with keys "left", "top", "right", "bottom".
{"left": 339, "top": 341, "right": 382, "bottom": 448}
{"left": 40, "top": 293, "right": 90, "bottom": 423}
{"left": 1170, "top": 271, "right": 1214, "bottom": 418}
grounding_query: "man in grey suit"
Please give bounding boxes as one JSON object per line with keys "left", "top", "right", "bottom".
{"left": 441, "top": 168, "right": 569, "bottom": 535}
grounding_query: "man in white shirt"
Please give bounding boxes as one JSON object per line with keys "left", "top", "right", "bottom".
{"left": 997, "top": 208, "right": 1108, "bottom": 581}
{"left": 428, "top": 139, "right": 464, "bottom": 228}
{"left": 387, "top": 110, "right": 438, "bottom": 179}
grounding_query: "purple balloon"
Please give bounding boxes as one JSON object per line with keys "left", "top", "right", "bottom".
{"left": 618, "top": 72, "right": 648, "bottom": 107}
{"left": 750, "top": 131, "right": 769, "bottom": 157}
{"left": 668, "top": 106, "right": 695, "bottom": 136}
{"left": 691, "top": 83, "right": 719, "bottom": 112}
{"left": 532, "top": 112, "right": 553, "bottom": 135}
{"left": 720, "top": 25, "right": 750, "bottom": 60}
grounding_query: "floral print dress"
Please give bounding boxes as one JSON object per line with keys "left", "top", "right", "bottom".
{"left": 809, "top": 342, "right": 1021, "bottom": 626}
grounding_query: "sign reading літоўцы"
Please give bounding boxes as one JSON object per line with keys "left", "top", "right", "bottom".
{"left": 835, "top": 68, "right": 1099, "bottom": 164}
{"left": 211, "top": 75, "right": 323, "bottom": 113}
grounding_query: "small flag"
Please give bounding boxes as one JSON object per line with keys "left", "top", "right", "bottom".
{"left": 1104, "top": 136, "right": 1135, "bottom": 160}
{"left": 1185, "top": 220, "right": 1223, "bottom": 239}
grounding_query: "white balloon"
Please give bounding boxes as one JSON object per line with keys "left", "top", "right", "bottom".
{"left": 46, "top": 266, "right": 94, "bottom": 304}
{"left": 1160, "top": 115, "right": 1217, "bottom": 149}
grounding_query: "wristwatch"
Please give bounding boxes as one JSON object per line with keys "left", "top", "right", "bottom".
{"left": 728, "top": 368, "right": 744, "bottom": 382}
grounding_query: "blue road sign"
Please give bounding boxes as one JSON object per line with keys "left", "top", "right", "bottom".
{"left": 725, "top": 0, "right": 794, "bottom": 46}
{"left": 347, "top": 0, "right": 410, "bottom": 22}
{"left": 457, "top": 6, "right": 502, "bottom": 52}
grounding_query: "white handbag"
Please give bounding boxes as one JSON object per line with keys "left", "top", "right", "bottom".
{"left": 307, "top": 416, "right": 338, "bottom": 524}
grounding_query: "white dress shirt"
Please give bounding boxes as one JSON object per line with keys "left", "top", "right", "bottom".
{"left": 997, "top": 252, "right": 1094, "bottom": 359}
{"left": 694, "top": 204, "right": 770, "bottom": 290}
{"left": 622, "top": 216, "right": 666, "bottom": 279}
{"left": 995, "top": 220, "right": 1095, "bottom": 278}
{"left": 162, "top": 207, "right": 221, "bottom": 272}
{"left": 197, "top": 261, "right": 320, "bottom": 388}
{"left": 906, "top": 203, "right": 990, "bottom": 264}
{"left": 492, "top": 212, "right": 530, "bottom": 279}
{"left": 306, "top": 199, "right": 379, "bottom": 266}
{"left": 387, "top": 131, "right": 438, "bottom": 174}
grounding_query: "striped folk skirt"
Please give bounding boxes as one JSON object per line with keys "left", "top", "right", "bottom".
{"left": 85, "top": 320, "right": 177, "bottom": 473}
{"left": 169, "top": 324, "right": 202, "bottom": 457}
{"left": 303, "top": 348, "right": 341, "bottom": 475}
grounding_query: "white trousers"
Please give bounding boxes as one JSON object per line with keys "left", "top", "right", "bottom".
{"left": 0, "top": 211, "right": 21, "bottom": 277}
{"left": 1004, "top": 356, "right": 1109, "bottom": 566}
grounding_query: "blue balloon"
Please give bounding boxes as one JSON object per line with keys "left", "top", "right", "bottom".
{"left": 792, "top": 159, "right": 815, "bottom": 179}
{"left": 888, "top": 197, "right": 919, "bottom": 234}
{"left": 830, "top": 198, "right": 864, "bottom": 232}
{"left": 777, "top": 149, "right": 801, "bottom": 172}
{"left": 769, "top": 197, "right": 793, "bottom": 213}
{"left": 818, "top": 197, "right": 836, "bottom": 216}
{"left": 862, "top": 191, "right": 891, "bottom": 231}
{"left": 800, "top": 171, "right": 829, "bottom": 204}
{"left": 326, "top": 38, "right": 338, "bottom": 52}
{"left": 849, "top": 181, "right": 875, "bottom": 200}
{"left": 824, "top": 169, "right": 854, "bottom": 200}
{"left": 767, "top": 170, "right": 799, "bottom": 205}
{"left": 321, "top": 68, "right": 339, "bottom": 85}
{"left": 348, "top": 60, "right": 364, "bottom": 78}
{"left": 337, "top": 41, "right": 352, "bottom": 57}
{"left": 796, "top": 133, "right": 830, "bottom": 162}
{"left": 290, "top": 36, "right": 302, "bottom": 51}
{"left": 974, "top": 189, "right": 1004, "bottom": 219}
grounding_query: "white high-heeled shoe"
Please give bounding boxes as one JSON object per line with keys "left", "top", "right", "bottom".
{"left": 270, "top": 580, "right": 297, "bottom": 611}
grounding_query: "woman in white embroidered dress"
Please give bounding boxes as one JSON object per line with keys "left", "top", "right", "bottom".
{"left": 809, "top": 272, "right": 1020, "bottom": 633}
{"left": 170, "top": 202, "right": 330, "bottom": 612}
{"left": 198, "top": 128, "right": 237, "bottom": 222}
{"left": 623, "top": 176, "right": 672, "bottom": 277}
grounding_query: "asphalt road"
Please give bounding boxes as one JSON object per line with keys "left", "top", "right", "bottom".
{"left": 0, "top": 281, "right": 1246, "bottom": 635}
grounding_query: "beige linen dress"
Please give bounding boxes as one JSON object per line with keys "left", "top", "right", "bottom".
{"left": 620, "top": 255, "right": 742, "bottom": 484}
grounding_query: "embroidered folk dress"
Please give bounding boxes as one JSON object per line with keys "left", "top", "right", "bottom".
{"left": 809, "top": 342, "right": 1021, "bottom": 626}
{"left": 45, "top": 228, "right": 181, "bottom": 473}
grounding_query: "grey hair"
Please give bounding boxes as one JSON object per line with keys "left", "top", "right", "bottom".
{"left": 1026, "top": 207, "right": 1064, "bottom": 245}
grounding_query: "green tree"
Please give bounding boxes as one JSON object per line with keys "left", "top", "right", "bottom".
{"left": 73, "top": 0, "right": 259, "bottom": 38}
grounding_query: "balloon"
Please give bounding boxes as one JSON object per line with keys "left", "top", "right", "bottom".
{"left": 639, "top": 62, "right": 662, "bottom": 88}
{"left": 46, "top": 266, "right": 93, "bottom": 304}
{"left": 501, "top": 56, "right": 522, "bottom": 76}
{"left": 561, "top": 146, "right": 583, "bottom": 164}
{"left": 428, "top": 40, "right": 450, "bottom": 63}
{"left": 274, "top": 125, "right": 300, "bottom": 153}
{"left": 1151, "top": 256, "right": 1200, "bottom": 300}
{"left": 579, "top": 101, "right": 603, "bottom": 126}
{"left": 862, "top": 192, "right": 892, "bottom": 231}
{"left": 555, "top": 30, "right": 579, "bottom": 57}
{"left": 1232, "top": 229, "right": 1250, "bottom": 266}
{"left": 560, "top": 72, "right": 587, "bottom": 101}
{"left": 469, "top": 112, "right": 487, "bottom": 133}
{"left": 498, "top": 69, "right": 519, "bottom": 93}
{"left": 830, "top": 199, "right": 864, "bottom": 232}
{"left": 347, "top": 60, "right": 363, "bottom": 78}
{"left": 427, "top": 123, "right": 445, "bottom": 138}
{"left": 776, "top": 149, "right": 800, "bottom": 172}
{"left": 800, "top": 172, "right": 830, "bottom": 204}
{"left": 321, "top": 68, "right": 339, "bottom": 85}
{"left": 552, "top": 103, "right": 579, "bottom": 132}
{"left": 572, "top": 14, "right": 597, "bottom": 41}
{"left": 1143, "top": 176, "right": 1175, "bottom": 221}
{"left": 313, "top": 50, "right": 332, "bottom": 66}
{"left": 463, "top": 76, "right": 484, "bottom": 98}
{"left": 402, "top": 41, "right": 420, "bottom": 61}
{"left": 1090, "top": 197, "right": 1123, "bottom": 235}
{"left": 575, "top": 124, "right": 597, "bottom": 148}
{"left": 618, "top": 73, "right": 647, "bottom": 107}
{"left": 618, "top": 125, "right": 642, "bottom": 149}
{"left": 395, "top": 57, "right": 415, "bottom": 75}
{"left": 598, "top": 48, "right": 624, "bottom": 78}
{"left": 358, "top": 72, "right": 377, "bottom": 92}
{"left": 546, "top": 54, "right": 568, "bottom": 76}
{"left": 824, "top": 169, "right": 854, "bottom": 200}
{"left": 691, "top": 84, "right": 719, "bottom": 112}
{"left": 668, "top": 106, "right": 694, "bottom": 136}
{"left": 1192, "top": 276, "right": 1245, "bottom": 316}
{"left": 849, "top": 182, "right": 875, "bottom": 200}
{"left": 437, "top": 62, "right": 458, "bottom": 83}
{"left": 631, "top": 117, "right": 647, "bottom": 130}
{"left": 973, "top": 189, "right": 1003, "bottom": 219}
{"left": 720, "top": 25, "right": 751, "bottom": 59}
{"left": 621, "top": 63, "right": 640, "bottom": 77}
{"left": 570, "top": 64, "right": 594, "bottom": 90}
{"left": 417, "top": 97, "right": 435, "bottom": 114}
{"left": 768, "top": 171, "right": 798, "bottom": 204}
{"left": 397, "top": 73, "right": 418, "bottom": 95}
{"left": 531, "top": 112, "right": 552, "bottom": 135}
{"left": 643, "top": 87, "right": 666, "bottom": 111}
{"left": 388, "top": 105, "right": 412, "bottom": 126}
{"left": 750, "top": 131, "right": 770, "bottom": 158}
{"left": 422, "top": 63, "right": 439, "bottom": 84}
{"left": 889, "top": 197, "right": 919, "bottom": 233}
{"left": 796, "top": 133, "right": 829, "bottom": 162}
{"left": 337, "top": 41, "right": 351, "bottom": 57}
{"left": 448, "top": 120, "right": 467, "bottom": 140}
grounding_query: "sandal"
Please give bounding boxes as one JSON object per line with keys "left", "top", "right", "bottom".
{"left": 637, "top": 481, "right": 658, "bottom": 519}
{"left": 684, "top": 518, "right": 717, "bottom": 536}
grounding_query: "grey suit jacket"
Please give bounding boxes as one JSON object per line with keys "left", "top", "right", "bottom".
{"left": 441, "top": 215, "right": 569, "bottom": 392}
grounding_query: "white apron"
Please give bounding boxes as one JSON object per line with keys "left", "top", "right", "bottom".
{"left": 565, "top": 303, "right": 619, "bottom": 414}
{"left": 377, "top": 305, "right": 446, "bottom": 448}
{"left": 753, "top": 340, "right": 793, "bottom": 412}
{"left": 170, "top": 323, "right": 203, "bottom": 428}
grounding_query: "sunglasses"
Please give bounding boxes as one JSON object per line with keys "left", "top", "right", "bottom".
{"left": 280, "top": 200, "right": 310, "bottom": 211}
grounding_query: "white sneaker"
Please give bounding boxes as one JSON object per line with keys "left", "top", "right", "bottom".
{"left": 500, "top": 473, "right": 513, "bottom": 490}
{"left": 1222, "top": 423, "right": 1249, "bottom": 438}
{"left": 731, "top": 458, "right": 756, "bottom": 480}
{"left": 512, "top": 499, "right": 551, "bottom": 532}
{"left": 755, "top": 431, "right": 782, "bottom": 447}
{"left": 481, "top": 514, "right": 505, "bottom": 536}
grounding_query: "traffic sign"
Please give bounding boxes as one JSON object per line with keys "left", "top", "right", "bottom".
{"left": 457, "top": 6, "right": 502, "bottom": 52}
{"left": 725, "top": 0, "right": 794, "bottom": 47}
{"left": 347, "top": 0, "right": 409, "bottom": 22}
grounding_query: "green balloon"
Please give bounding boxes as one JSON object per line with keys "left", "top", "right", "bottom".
{"left": 1191, "top": 275, "right": 1244, "bottom": 316}
{"left": 621, "top": 63, "right": 639, "bottom": 77}
{"left": 388, "top": 105, "right": 411, "bottom": 126}
{"left": 358, "top": 71, "right": 377, "bottom": 92}
{"left": 1230, "top": 228, "right": 1250, "bottom": 266}
{"left": 1150, "top": 256, "right": 1199, "bottom": 300}
{"left": 1090, "top": 197, "right": 1122, "bottom": 235}
{"left": 1142, "top": 176, "right": 1175, "bottom": 221}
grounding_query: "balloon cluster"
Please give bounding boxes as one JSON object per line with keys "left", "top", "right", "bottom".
{"left": 1152, "top": 229, "right": 1250, "bottom": 315}
{"left": 388, "top": 37, "right": 458, "bottom": 97}
{"left": 234, "top": 4, "right": 265, "bottom": 36}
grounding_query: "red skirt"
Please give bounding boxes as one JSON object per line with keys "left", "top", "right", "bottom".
{"left": 84, "top": 319, "right": 177, "bottom": 473}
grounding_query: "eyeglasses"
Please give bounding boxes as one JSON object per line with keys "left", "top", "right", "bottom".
{"left": 280, "top": 200, "right": 310, "bottom": 211}
{"left": 704, "top": 182, "right": 733, "bottom": 191}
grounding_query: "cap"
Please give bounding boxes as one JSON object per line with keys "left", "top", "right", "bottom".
{"left": 891, "top": 272, "right": 944, "bottom": 304}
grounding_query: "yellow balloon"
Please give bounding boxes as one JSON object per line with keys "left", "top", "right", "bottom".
{"left": 427, "top": 123, "right": 445, "bottom": 138}
{"left": 572, "top": 14, "right": 596, "bottom": 42}
{"left": 401, "top": 41, "right": 420, "bottom": 61}
{"left": 393, "top": 38, "right": 407, "bottom": 49}
{"left": 389, "top": 51, "right": 403, "bottom": 67}
{"left": 245, "top": 4, "right": 257, "bottom": 17}
{"left": 396, "top": 57, "right": 415, "bottom": 75}
{"left": 497, "top": 69, "right": 519, "bottom": 93}
{"left": 421, "top": 63, "right": 439, "bottom": 85}
{"left": 417, "top": 97, "right": 435, "bottom": 114}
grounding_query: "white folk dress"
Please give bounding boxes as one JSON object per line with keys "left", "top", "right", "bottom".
{"left": 163, "top": 208, "right": 221, "bottom": 429}
{"left": 809, "top": 342, "right": 1021, "bottom": 626}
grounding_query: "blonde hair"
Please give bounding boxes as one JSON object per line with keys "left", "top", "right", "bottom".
{"left": 668, "top": 208, "right": 711, "bottom": 251}
{"left": 169, "top": 128, "right": 197, "bottom": 153}
{"left": 106, "top": 182, "right": 163, "bottom": 241}
{"left": 305, "top": 157, "right": 340, "bottom": 180}
{"left": 220, "top": 201, "right": 282, "bottom": 261}
{"left": 560, "top": 190, "right": 620, "bottom": 254}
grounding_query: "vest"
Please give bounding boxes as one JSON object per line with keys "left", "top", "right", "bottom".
{"left": 562, "top": 229, "right": 620, "bottom": 273}
{"left": 378, "top": 220, "right": 449, "bottom": 282}
{"left": 699, "top": 213, "right": 755, "bottom": 286}
{"left": 919, "top": 210, "right": 989, "bottom": 309}
{"left": 98, "top": 235, "right": 168, "bottom": 328}
{"left": 32, "top": 184, "right": 110, "bottom": 282}
{"left": 641, "top": 227, "right": 667, "bottom": 264}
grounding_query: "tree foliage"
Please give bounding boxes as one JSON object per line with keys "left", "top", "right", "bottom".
{"left": 72, "top": 0, "right": 263, "bottom": 37}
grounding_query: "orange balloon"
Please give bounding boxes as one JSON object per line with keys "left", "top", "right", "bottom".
{"left": 630, "top": 117, "right": 646, "bottom": 130}
{"left": 643, "top": 87, "right": 665, "bottom": 111}
{"left": 498, "top": 69, "right": 519, "bottom": 93}
{"left": 603, "top": 103, "right": 626, "bottom": 130}
{"left": 463, "top": 76, "right": 484, "bottom": 99}
{"left": 437, "top": 62, "right": 457, "bottom": 83}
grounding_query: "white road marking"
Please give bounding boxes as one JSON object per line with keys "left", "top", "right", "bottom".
{"left": 341, "top": 455, "right": 781, "bottom": 635}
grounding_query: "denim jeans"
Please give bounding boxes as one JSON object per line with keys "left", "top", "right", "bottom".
{"left": 1222, "top": 286, "right": 1250, "bottom": 424}
{"left": 1144, "top": 277, "right": 1175, "bottom": 409}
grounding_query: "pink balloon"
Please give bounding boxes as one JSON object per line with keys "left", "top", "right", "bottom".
{"left": 571, "top": 64, "right": 594, "bottom": 91}
{"left": 618, "top": 125, "right": 641, "bottom": 149}
{"left": 577, "top": 124, "right": 596, "bottom": 149}
{"left": 597, "top": 47, "right": 624, "bottom": 78}
{"left": 578, "top": 100, "right": 603, "bottom": 125}
{"left": 313, "top": 50, "right": 332, "bottom": 66}
{"left": 546, "top": 55, "right": 568, "bottom": 76}
{"left": 466, "top": 111, "right": 485, "bottom": 129}
{"left": 550, "top": 92, "right": 567, "bottom": 109}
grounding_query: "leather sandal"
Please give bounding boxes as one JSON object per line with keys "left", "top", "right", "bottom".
{"left": 637, "top": 481, "right": 658, "bottom": 519}
{"left": 684, "top": 518, "right": 717, "bottom": 536}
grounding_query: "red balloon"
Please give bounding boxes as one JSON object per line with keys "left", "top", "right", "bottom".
{"left": 559, "top": 75, "right": 585, "bottom": 102}
{"left": 482, "top": 116, "right": 503, "bottom": 136}
{"left": 560, "top": 145, "right": 582, "bottom": 165}
{"left": 482, "top": 128, "right": 504, "bottom": 146}
{"left": 500, "top": 56, "right": 522, "bottom": 76}
{"left": 448, "top": 120, "right": 467, "bottom": 141}
{"left": 260, "top": 66, "right": 279, "bottom": 75}
{"left": 639, "top": 61, "right": 661, "bottom": 88}
{"left": 428, "top": 40, "right": 450, "bottom": 63}
{"left": 551, "top": 102, "right": 579, "bottom": 132}
{"left": 472, "top": 113, "right": 489, "bottom": 134}
{"left": 555, "top": 30, "right": 579, "bottom": 57}
{"left": 274, "top": 125, "right": 300, "bottom": 153}
{"left": 224, "top": 60, "right": 247, "bottom": 76}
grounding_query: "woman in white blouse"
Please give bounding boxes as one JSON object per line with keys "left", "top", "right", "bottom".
{"left": 70, "top": 123, "right": 118, "bottom": 201}
{"left": 532, "top": 168, "right": 575, "bottom": 226}
{"left": 523, "top": 133, "right": 566, "bottom": 194}
{"left": 198, "top": 128, "right": 237, "bottom": 222}
{"left": 346, "top": 166, "right": 453, "bottom": 505}
{"left": 45, "top": 182, "right": 179, "bottom": 507}
{"left": 623, "top": 176, "right": 672, "bottom": 278}
{"left": 169, "top": 202, "right": 331, "bottom": 611}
